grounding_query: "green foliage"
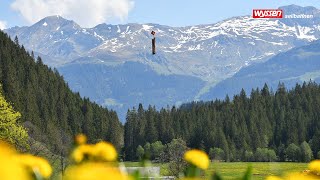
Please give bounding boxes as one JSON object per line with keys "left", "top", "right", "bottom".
{"left": 300, "top": 141, "right": 313, "bottom": 162}
{"left": 167, "top": 138, "right": 188, "bottom": 177}
{"left": 136, "top": 145, "right": 144, "bottom": 161}
{"left": 150, "top": 141, "right": 165, "bottom": 160}
{"left": 286, "top": 143, "right": 300, "bottom": 162}
{"left": 143, "top": 142, "right": 151, "bottom": 158}
{"left": 167, "top": 138, "right": 188, "bottom": 161}
{"left": 254, "top": 148, "right": 277, "bottom": 162}
{"left": 241, "top": 166, "right": 252, "bottom": 180}
{"left": 244, "top": 151, "right": 254, "bottom": 162}
{"left": 267, "top": 150, "right": 277, "bottom": 162}
{"left": 212, "top": 172, "right": 223, "bottom": 180}
{"left": 0, "top": 88, "right": 28, "bottom": 150}
{"left": 209, "top": 147, "right": 225, "bottom": 161}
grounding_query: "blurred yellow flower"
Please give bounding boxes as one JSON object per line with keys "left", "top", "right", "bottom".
{"left": 309, "top": 160, "right": 320, "bottom": 173}
{"left": 72, "top": 144, "right": 94, "bottom": 163}
{"left": 266, "top": 176, "right": 283, "bottom": 180}
{"left": 64, "top": 162, "right": 130, "bottom": 180}
{"left": 285, "top": 172, "right": 317, "bottom": 180}
{"left": 14, "top": 154, "right": 52, "bottom": 178}
{"left": 0, "top": 141, "right": 16, "bottom": 155}
{"left": 75, "top": 134, "right": 87, "bottom": 145}
{"left": 184, "top": 149, "right": 209, "bottom": 170}
{"left": 71, "top": 141, "right": 117, "bottom": 163}
{"left": 93, "top": 141, "right": 118, "bottom": 162}
{"left": 0, "top": 141, "right": 30, "bottom": 180}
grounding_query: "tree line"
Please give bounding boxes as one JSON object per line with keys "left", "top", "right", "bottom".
{"left": 124, "top": 82, "right": 320, "bottom": 162}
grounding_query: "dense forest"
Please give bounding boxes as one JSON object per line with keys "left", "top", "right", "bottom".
{"left": 125, "top": 82, "right": 320, "bottom": 162}
{"left": 0, "top": 30, "right": 123, "bottom": 157}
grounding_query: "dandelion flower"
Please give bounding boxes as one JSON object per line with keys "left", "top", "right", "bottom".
{"left": 266, "top": 176, "right": 283, "bottom": 180}
{"left": 15, "top": 154, "right": 52, "bottom": 178}
{"left": 71, "top": 144, "right": 94, "bottom": 163}
{"left": 0, "top": 141, "right": 16, "bottom": 155}
{"left": 309, "top": 160, "right": 320, "bottom": 173}
{"left": 93, "top": 141, "right": 117, "bottom": 162}
{"left": 75, "top": 134, "right": 87, "bottom": 145}
{"left": 64, "top": 163, "right": 130, "bottom": 180}
{"left": 0, "top": 142, "right": 30, "bottom": 180}
{"left": 71, "top": 140, "right": 117, "bottom": 163}
{"left": 184, "top": 149, "right": 209, "bottom": 170}
{"left": 285, "top": 172, "right": 317, "bottom": 180}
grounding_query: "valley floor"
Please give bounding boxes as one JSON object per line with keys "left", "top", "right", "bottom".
{"left": 124, "top": 162, "right": 308, "bottom": 179}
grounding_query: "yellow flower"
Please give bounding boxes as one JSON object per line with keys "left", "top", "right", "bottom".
{"left": 14, "top": 154, "right": 52, "bottom": 178}
{"left": 309, "top": 160, "right": 320, "bottom": 173}
{"left": 71, "top": 141, "right": 117, "bottom": 163}
{"left": 64, "top": 162, "right": 130, "bottom": 180}
{"left": 266, "top": 176, "right": 283, "bottom": 180}
{"left": 0, "top": 141, "right": 16, "bottom": 155}
{"left": 75, "top": 134, "right": 87, "bottom": 145}
{"left": 285, "top": 172, "right": 317, "bottom": 180}
{"left": 93, "top": 141, "right": 118, "bottom": 162}
{"left": 72, "top": 144, "right": 94, "bottom": 163}
{"left": 184, "top": 149, "right": 210, "bottom": 170}
{"left": 0, "top": 142, "right": 30, "bottom": 180}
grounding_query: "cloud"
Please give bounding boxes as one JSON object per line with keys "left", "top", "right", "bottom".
{"left": 11, "top": 0, "right": 134, "bottom": 27}
{"left": 0, "top": 21, "right": 7, "bottom": 30}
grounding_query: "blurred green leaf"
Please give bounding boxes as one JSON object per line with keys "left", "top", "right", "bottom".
{"left": 241, "top": 166, "right": 252, "bottom": 180}
{"left": 211, "top": 172, "right": 223, "bottom": 180}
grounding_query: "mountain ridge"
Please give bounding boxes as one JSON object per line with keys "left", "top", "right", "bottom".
{"left": 201, "top": 39, "right": 320, "bottom": 100}
{"left": 6, "top": 5, "right": 320, "bottom": 75}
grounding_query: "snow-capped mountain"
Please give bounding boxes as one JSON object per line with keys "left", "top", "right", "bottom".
{"left": 5, "top": 5, "right": 320, "bottom": 121}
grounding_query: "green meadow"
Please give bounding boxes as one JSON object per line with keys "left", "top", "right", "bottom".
{"left": 209, "top": 162, "right": 308, "bottom": 179}
{"left": 125, "top": 162, "right": 308, "bottom": 179}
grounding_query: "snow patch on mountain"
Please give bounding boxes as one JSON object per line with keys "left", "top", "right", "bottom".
{"left": 142, "top": 24, "right": 153, "bottom": 31}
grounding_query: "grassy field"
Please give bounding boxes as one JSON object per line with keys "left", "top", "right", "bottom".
{"left": 209, "top": 162, "right": 308, "bottom": 179}
{"left": 124, "top": 162, "right": 308, "bottom": 179}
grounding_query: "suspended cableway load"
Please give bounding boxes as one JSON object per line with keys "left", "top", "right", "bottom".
{"left": 151, "top": 30, "right": 156, "bottom": 55}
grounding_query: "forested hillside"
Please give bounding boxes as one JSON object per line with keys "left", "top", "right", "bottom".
{"left": 0, "top": 30, "right": 123, "bottom": 156}
{"left": 125, "top": 82, "right": 320, "bottom": 162}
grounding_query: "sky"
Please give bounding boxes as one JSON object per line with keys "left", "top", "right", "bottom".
{"left": 0, "top": 0, "right": 320, "bottom": 29}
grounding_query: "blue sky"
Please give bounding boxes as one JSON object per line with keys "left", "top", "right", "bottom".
{"left": 1, "top": 0, "right": 320, "bottom": 29}
{"left": 128, "top": 0, "right": 320, "bottom": 27}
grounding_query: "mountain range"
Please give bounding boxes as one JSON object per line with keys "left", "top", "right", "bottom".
{"left": 203, "top": 39, "right": 320, "bottom": 100}
{"left": 5, "top": 5, "right": 320, "bottom": 121}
